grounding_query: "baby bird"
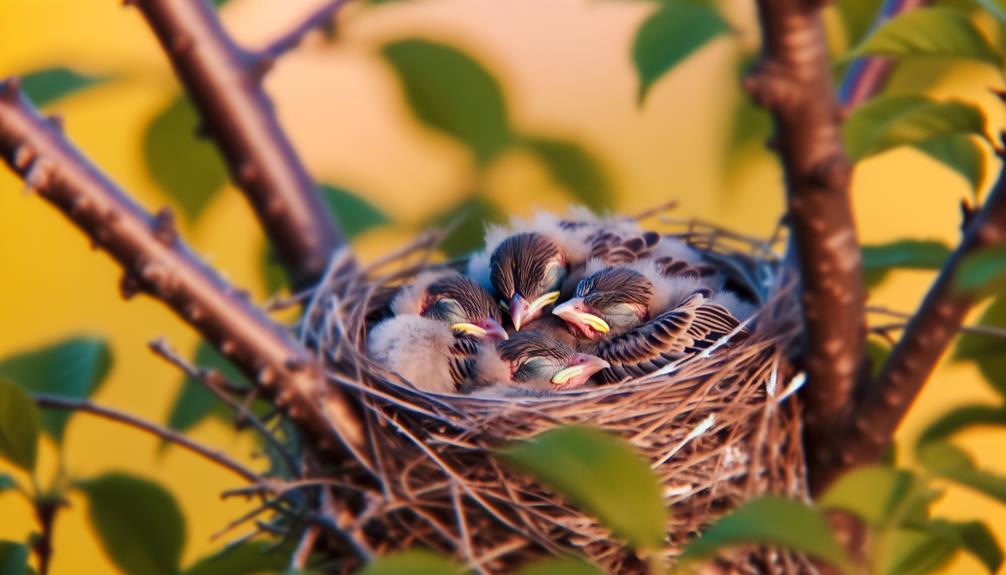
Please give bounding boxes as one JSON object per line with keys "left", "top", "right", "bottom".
{"left": 469, "top": 209, "right": 686, "bottom": 330}
{"left": 551, "top": 263, "right": 753, "bottom": 383}
{"left": 465, "top": 331, "right": 610, "bottom": 396}
{"left": 367, "top": 271, "right": 508, "bottom": 393}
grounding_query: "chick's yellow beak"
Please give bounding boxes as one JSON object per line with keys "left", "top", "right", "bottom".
{"left": 451, "top": 322, "right": 487, "bottom": 337}
{"left": 552, "top": 299, "right": 610, "bottom": 334}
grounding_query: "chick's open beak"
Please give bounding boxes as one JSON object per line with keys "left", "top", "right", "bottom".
{"left": 552, "top": 298, "right": 610, "bottom": 337}
{"left": 509, "top": 291, "right": 560, "bottom": 331}
{"left": 550, "top": 353, "right": 611, "bottom": 390}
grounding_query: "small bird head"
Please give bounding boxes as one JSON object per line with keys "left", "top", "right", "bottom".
{"left": 489, "top": 233, "right": 567, "bottom": 331}
{"left": 421, "top": 273, "right": 508, "bottom": 343}
{"left": 495, "top": 332, "right": 609, "bottom": 390}
{"left": 553, "top": 267, "right": 652, "bottom": 339}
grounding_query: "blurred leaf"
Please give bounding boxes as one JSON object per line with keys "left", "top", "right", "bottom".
{"left": 382, "top": 39, "right": 510, "bottom": 164}
{"left": 884, "top": 527, "right": 960, "bottom": 575}
{"left": 928, "top": 520, "right": 1004, "bottom": 574}
{"left": 679, "top": 497, "right": 850, "bottom": 570}
{"left": 515, "top": 557, "right": 607, "bottom": 575}
{"left": 954, "top": 298, "right": 1006, "bottom": 397}
{"left": 849, "top": 7, "right": 1001, "bottom": 64}
{"left": 0, "top": 474, "right": 15, "bottom": 493}
{"left": 836, "top": 0, "right": 884, "bottom": 49}
{"left": 0, "top": 541, "right": 30, "bottom": 575}
{"left": 725, "top": 89, "right": 772, "bottom": 163}
{"left": 143, "top": 95, "right": 228, "bottom": 220}
{"left": 430, "top": 196, "right": 504, "bottom": 258}
{"left": 79, "top": 472, "right": 186, "bottom": 575}
{"left": 167, "top": 342, "right": 249, "bottom": 434}
{"left": 954, "top": 245, "right": 1006, "bottom": 295}
{"left": 521, "top": 137, "right": 612, "bottom": 210}
{"left": 320, "top": 184, "right": 390, "bottom": 239}
{"left": 861, "top": 239, "right": 951, "bottom": 288}
{"left": 0, "top": 378, "right": 39, "bottom": 473}
{"left": 844, "top": 95, "right": 986, "bottom": 161}
{"left": 184, "top": 541, "right": 290, "bottom": 575}
{"left": 0, "top": 337, "right": 112, "bottom": 442}
{"left": 819, "top": 466, "right": 918, "bottom": 526}
{"left": 358, "top": 550, "right": 462, "bottom": 575}
{"left": 260, "top": 244, "right": 288, "bottom": 295}
{"left": 20, "top": 67, "right": 108, "bottom": 107}
{"left": 915, "top": 135, "right": 986, "bottom": 196}
{"left": 866, "top": 338, "right": 891, "bottom": 378}
{"left": 917, "top": 404, "right": 1006, "bottom": 446}
{"left": 633, "top": 3, "right": 730, "bottom": 103}
{"left": 501, "top": 425, "right": 666, "bottom": 550}
{"left": 918, "top": 442, "right": 1006, "bottom": 504}
{"left": 973, "top": 0, "right": 1006, "bottom": 23}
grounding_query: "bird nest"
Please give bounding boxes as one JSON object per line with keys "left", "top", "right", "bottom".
{"left": 298, "top": 216, "right": 809, "bottom": 574}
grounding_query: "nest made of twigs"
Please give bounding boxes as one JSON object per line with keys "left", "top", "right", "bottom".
{"left": 297, "top": 216, "right": 809, "bottom": 574}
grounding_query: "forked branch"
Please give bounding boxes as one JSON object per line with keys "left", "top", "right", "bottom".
{"left": 130, "top": 0, "right": 350, "bottom": 288}
{"left": 748, "top": 0, "right": 868, "bottom": 487}
{"left": 0, "top": 80, "right": 365, "bottom": 458}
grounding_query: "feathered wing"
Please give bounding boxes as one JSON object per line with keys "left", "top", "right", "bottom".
{"left": 592, "top": 293, "right": 743, "bottom": 383}
{"left": 367, "top": 315, "right": 479, "bottom": 393}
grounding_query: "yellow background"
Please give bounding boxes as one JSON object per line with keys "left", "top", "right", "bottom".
{"left": 1, "top": 0, "right": 1004, "bottom": 572}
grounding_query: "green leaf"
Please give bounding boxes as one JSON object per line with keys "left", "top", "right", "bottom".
{"left": 167, "top": 342, "right": 249, "bottom": 434}
{"left": 0, "top": 337, "right": 112, "bottom": 442}
{"left": 954, "top": 245, "right": 1006, "bottom": 295}
{"left": 679, "top": 497, "right": 851, "bottom": 570}
{"left": 915, "top": 135, "right": 986, "bottom": 196}
{"left": 861, "top": 239, "right": 951, "bottom": 288}
{"left": 429, "top": 196, "right": 504, "bottom": 258}
{"left": 928, "top": 520, "right": 1004, "bottom": 574}
{"left": 866, "top": 338, "right": 891, "bottom": 378}
{"left": 917, "top": 404, "right": 1006, "bottom": 446}
{"left": 819, "top": 466, "right": 919, "bottom": 526}
{"left": 320, "top": 184, "right": 390, "bottom": 239}
{"left": 79, "top": 472, "right": 186, "bottom": 575}
{"left": 260, "top": 244, "right": 288, "bottom": 295}
{"left": 725, "top": 85, "right": 772, "bottom": 163}
{"left": 20, "top": 67, "right": 108, "bottom": 107}
{"left": 0, "top": 378, "right": 40, "bottom": 473}
{"left": 501, "top": 425, "right": 666, "bottom": 550}
{"left": 382, "top": 39, "right": 510, "bottom": 164}
{"left": 632, "top": 3, "right": 731, "bottom": 103}
{"left": 836, "top": 0, "right": 885, "bottom": 49}
{"left": 0, "top": 474, "right": 15, "bottom": 493}
{"left": 973, "top": 0, "right": 1006, "bottom": 24}
{"left": 143, "top": 95, "right": 228, "bottom": 220}
{"left": 918, "top": 442, "right": 1006, "bottom": 504}
{"left": 0, "top": 541, "right": 30, "bottom": 575}
{"left": 184, "top": 541, "right": 290, "bottom": 575}
{"left": 849, "top": 7, "right": 1001, "bottom": 64}
{"left": 357, "top": 550, "right": 462, "bottom": 575}
{"left": 884, "top": 527, "right": 960, "bottom": 575}
{"left": 954, "top": 297, "right": 1006, "bottom": 396}
{"left": 520, "top": 137, "right": 612, "bottom": 211}
{"left": 515, "top": 557, "right": 607, "bottom": 575}
{"left": 843, "top": 95, "right": 986, "bottom": 161}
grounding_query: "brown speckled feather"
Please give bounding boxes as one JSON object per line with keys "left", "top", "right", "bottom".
{"left": 592, "top": 293, "right": 743, "bottom": 383}
{"left": 447, "top": 335, "right": 480, "bottom": 388}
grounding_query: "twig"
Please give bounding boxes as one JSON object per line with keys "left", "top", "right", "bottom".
{"left": 129, "top": 0, "right": 350, "bottom": 288}
{"left": 261, "top": 0, "right": 350, "bottom": 59}
{"left": 747, "top": 0, "right": 868, "bottom": 489}
{"left": 868, "top": 305, "right": 1006, "bottom": 339}
{"left": 289, "top": 524, "right": 321, "bottom": 570}
{"left": 31, "top": 498, "right": 62, "bottom": 575}
{"left": 826, "top": 167, "right": 1006, "bottom": 484}
{"left": 837, "top": 0, "right": 932, "bottom": 108}
{"left": 148, "top": 338, "right": 300, "bottom": 475}
{"left": 32, "top": 393, "right": 263, "bottom": 483}
{"left": 0, "top": 80, "right": 365, "bottom": 457}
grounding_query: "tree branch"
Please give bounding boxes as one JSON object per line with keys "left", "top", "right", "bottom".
{"left": 31, "top": 498, "right": 60, "bottom": 575}
{"left": 818, "top": 160, "right": 1006, "bottom": 485}
{"left": 0, "top": 80, "right": 365, "bottom": 460}
{"left": 130, "top": 0, "right": 350, "bottom": 288}
{"left": 33, "top": 392, "right": 263, "bottom": 484}
{"left": 261, "top": 0, "right": 349, "bottom": 60}
{"left": 747, "top": 0, "right": 868, "bottom": 486}
{"left": 836, "top": 0, "right": 931, "bottom": 108}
